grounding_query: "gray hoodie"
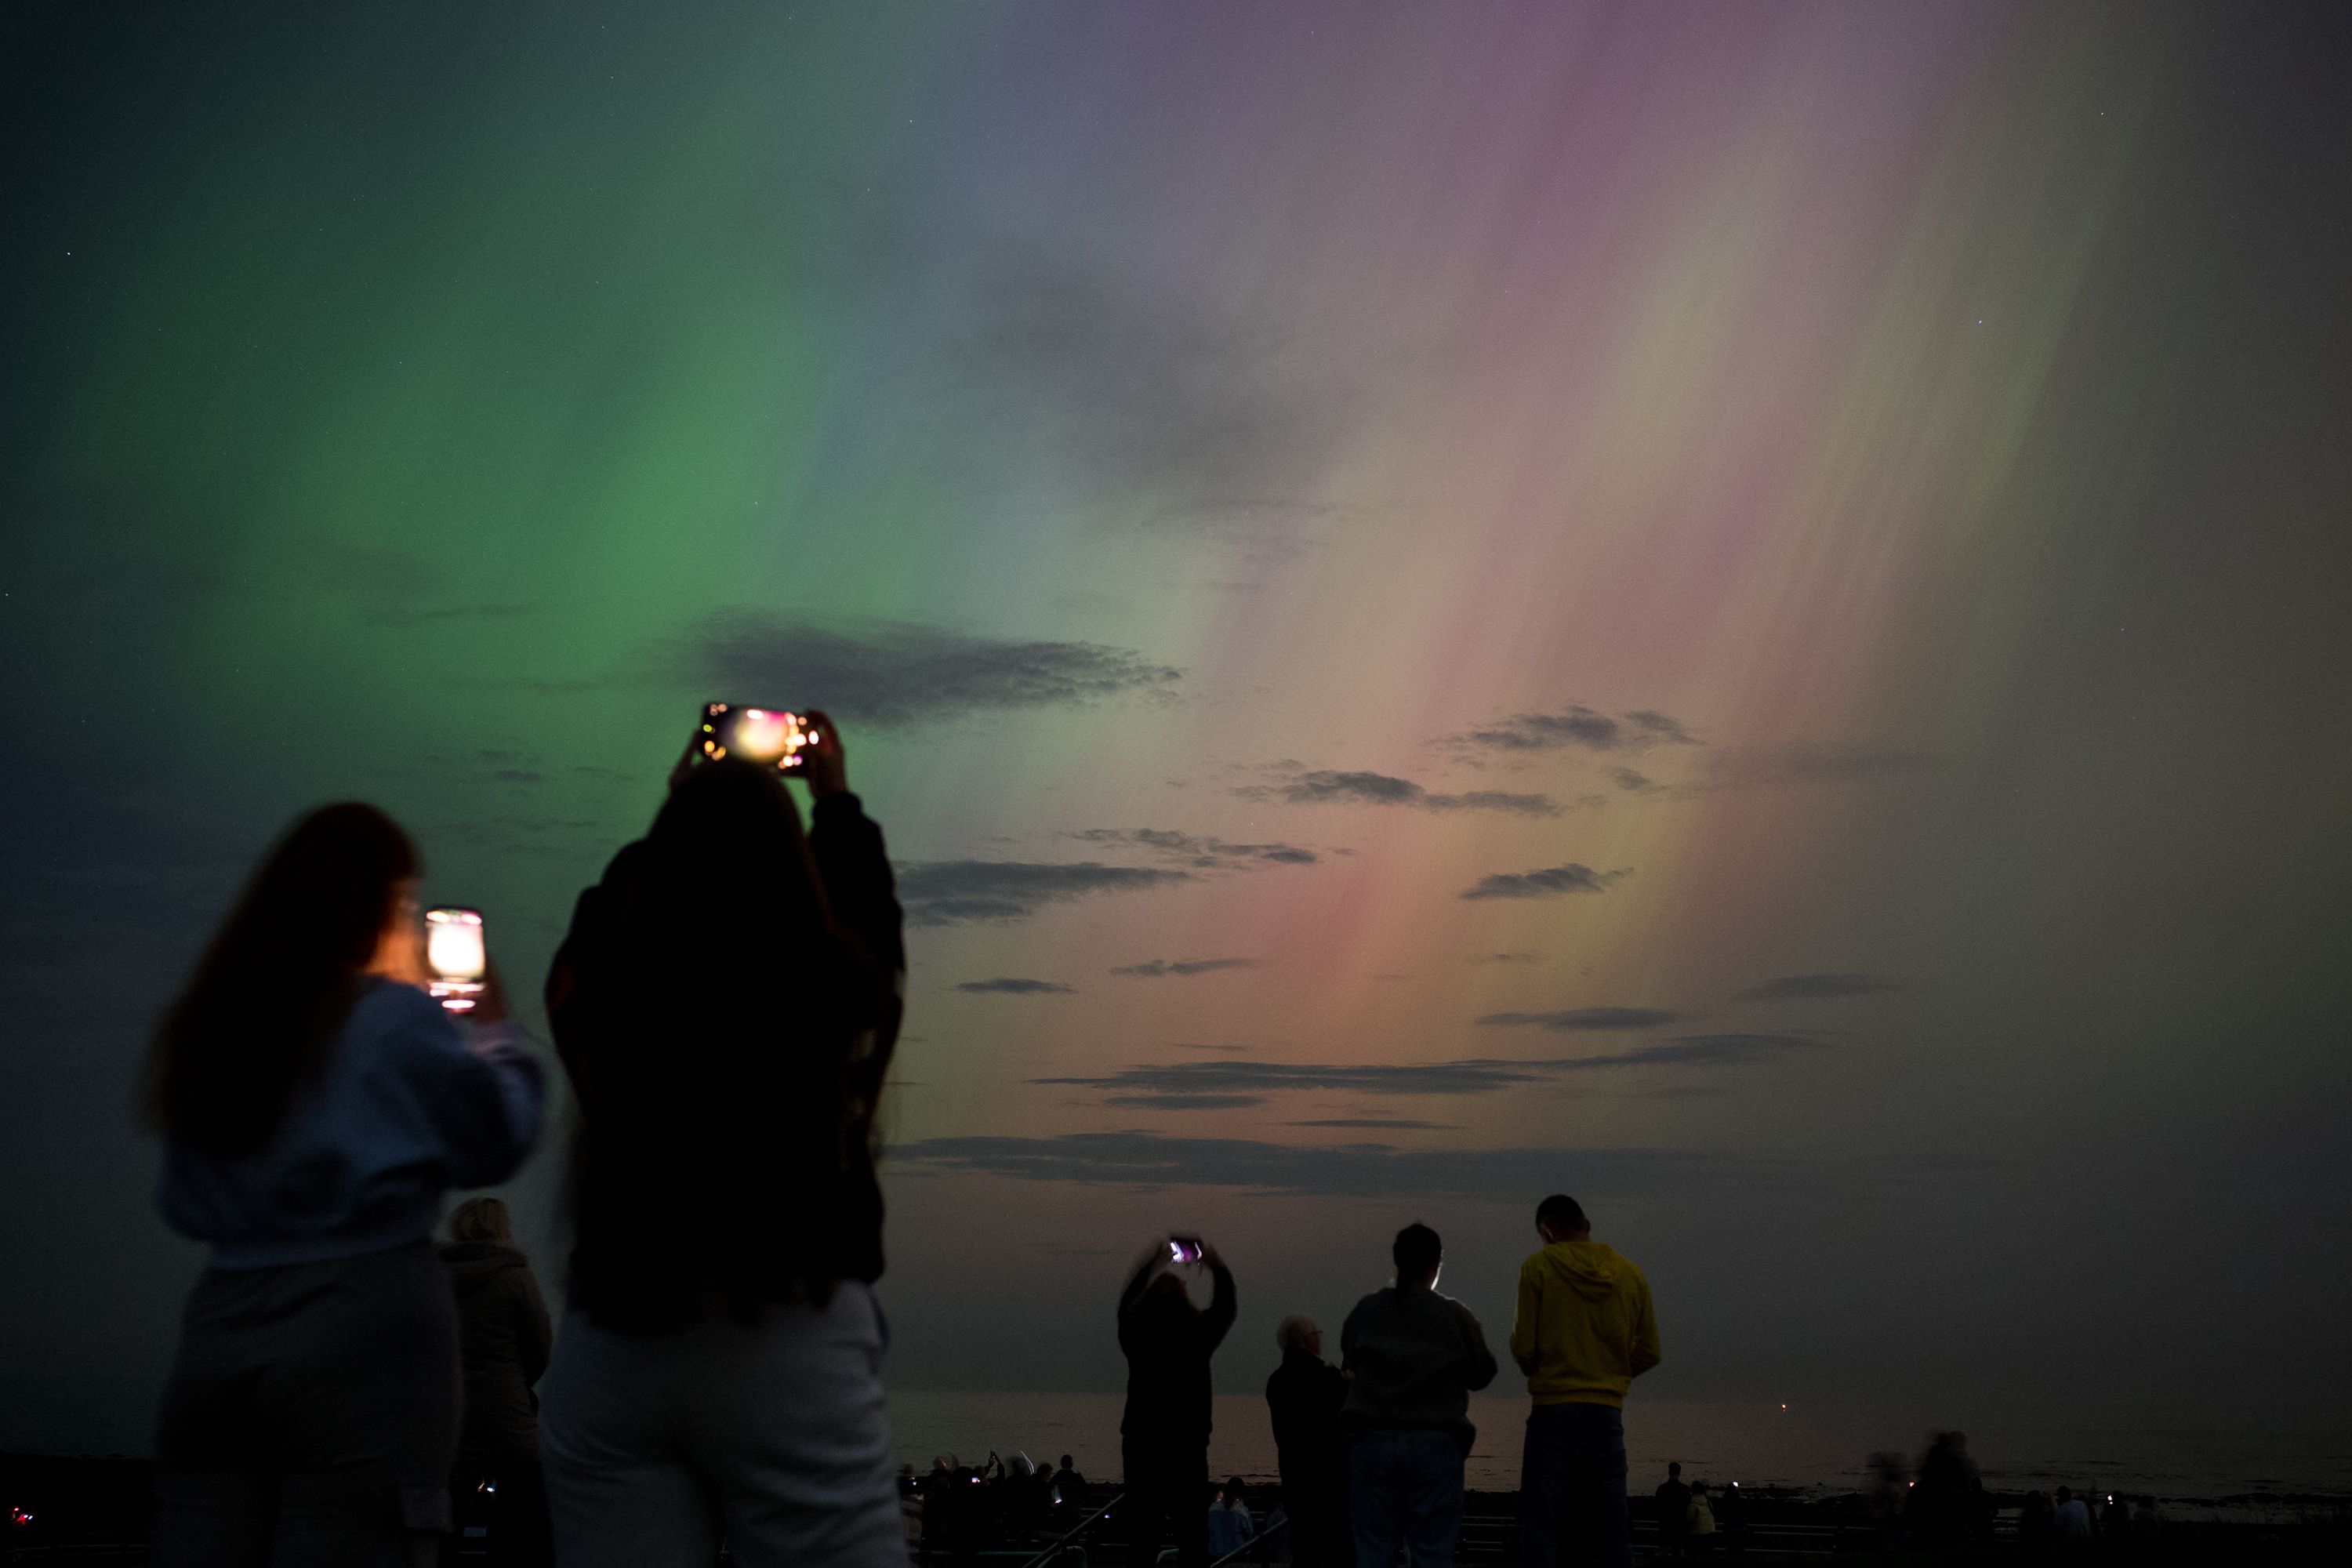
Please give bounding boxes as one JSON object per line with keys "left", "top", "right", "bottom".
{"left": 1339, "top": 1286, "right": 1498, "bottom": 1450}
{"left": 441, "top": 1240, "right": 553, "bottom": 1475}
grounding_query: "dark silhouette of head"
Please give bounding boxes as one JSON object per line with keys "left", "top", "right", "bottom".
{"left": 1537, "top": 1193, "right": 1590, "bottom": 1240}
{"left": 2056, "top": 1486, "right": 2073, "bottom": 1504}
{"left": 562, "top": 757, "right": 894, "bottom": 1327}
{"left": 1393, "top": 1222, "right": 1443, "bottom": 1285}
{"left": 1668, "top": 1462, "right": 1682, "bottom": 1479}
{"left": 448, "top": 1196, "right": 514, "bottom": 1245}
{"left": 1060, "top": 1454, "right": 1075, "bottom": 1472}
{"left": 146, "top": 803, "right": 418, "bottom": 1156}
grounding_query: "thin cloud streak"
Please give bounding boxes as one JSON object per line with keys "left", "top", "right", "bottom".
{"left": 699, "top": 614, "right": 1179, "bottom": 726}
{"left": 1460, "top": 864, "right": 1629, "bottom": 901}
{"left": 954, "top": 977, "right": 1076, "bottom": 995}
{"left": 1475, "top": 1007, "right": 1682, "bottom": 1031}
{"left": 1237, "top": 770, "right": 1559, "bottom": 816}
{"left": 895, "top": 860, "right": 1192, "bottom": 927}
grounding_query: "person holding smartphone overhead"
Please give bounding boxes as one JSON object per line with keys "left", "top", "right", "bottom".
{"left": 1117, "top": 1234, "right": 1239, "bottom": 1568}
{"left": 537, "top": 709, "right": 909, "bottom": 1568}
{"left": 143, "top": 803, "right": 545, "bottom": 1568}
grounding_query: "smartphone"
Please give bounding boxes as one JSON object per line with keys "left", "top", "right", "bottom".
{"left": 424, "top": 906, "right": 487, "bottom": 1014}
{"left": 700, "top": 702, "right": 817, "bottom": 772}
{"left": 1168, "top": 1236, "right": 1206, "bottom": 1265}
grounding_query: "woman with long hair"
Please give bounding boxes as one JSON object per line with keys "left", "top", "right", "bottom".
{"left": 144, "top": 802, "right": 544, "bottom": 1567}
{"left": 538, "top": 712, "right": 908, "bottom": 1568}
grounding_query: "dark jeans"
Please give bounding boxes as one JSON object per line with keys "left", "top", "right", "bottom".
{"left": 151, "top": 1240, "right": 461, "bottom": 1568}
{"left": 1519, "top": 1404, "right": 1630, "bottom": 1568}
{"left": 1123, "top": 1438, "right": 1210, "bottom": 1568}
{"left": 1349, "top": 1429, "right": 1464, "bottom": 1568}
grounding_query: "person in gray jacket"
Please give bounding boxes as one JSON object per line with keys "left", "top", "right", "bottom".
{"left": 1340, "top": 1225, "right": 1497, "bottom": 1568}
{"left": 442, "top": 1196, "right": 554, "bottom": 1563}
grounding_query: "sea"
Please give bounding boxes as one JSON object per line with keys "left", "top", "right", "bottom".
{"left": 884, "top": 1391, "right": 2352, "bottom": 1518}
{"left": 9, "top": 1377, "right": 2345, "bottom": 1519}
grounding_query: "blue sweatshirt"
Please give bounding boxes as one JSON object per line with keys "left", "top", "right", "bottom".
{"left": 159, "top": 978, "right": 546, "bottom": 1269}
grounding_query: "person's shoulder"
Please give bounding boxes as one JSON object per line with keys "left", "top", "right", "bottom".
{"left": 350, "top": 977, "right": 459, "bottom": 1046}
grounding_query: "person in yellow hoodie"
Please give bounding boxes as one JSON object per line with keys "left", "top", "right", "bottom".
{"left": 1508, "top": 1195, "right": 1658, "bottom": 1568}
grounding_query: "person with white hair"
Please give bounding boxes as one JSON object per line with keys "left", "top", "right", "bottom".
{"left": 1266, "top": 1315, "right": 1351, "bottom": 1568}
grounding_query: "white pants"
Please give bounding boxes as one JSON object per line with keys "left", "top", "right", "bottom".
{"left": 540, "top": 1286, "right": 905, "bottom": 1568}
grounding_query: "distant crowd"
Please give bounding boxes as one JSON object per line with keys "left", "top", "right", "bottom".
{"left": 128, "top": 710, "right": 2105, "bottom": 1568}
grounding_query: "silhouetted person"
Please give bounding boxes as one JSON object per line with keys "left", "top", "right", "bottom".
{"left": 1686, "top": 1483, "right": 1715, "bottom": 1556}
{"left": 1118, "top": 1236, "right": 1237, "bottom": 1568}
{"left": 1654, "top": 1463, "right": 1690, "bottom": 1560}
{"left": 143, "top": 804, "right": 544, "bottom": 1567}
{"left": 1509, "top": 1195, "right": 1659, "bottom": 1568}
{"left": 441, "top": 1196, "right": 554, "bottom": 1565}
{"left": 1267, "top": 1315, "right": 1352, "bottom": 1568}
{"left": 1058, "top": 1454, "right": 1085, "bottom": 1491}
{"left": 1912, "top": 1432, "right": 1981, "bottom": 1545}
{"left": 1207, "top": 1478, "right": 1255, "bottom": 1559}
{"left": 538, "top": 720, "right": 909, "bottom": 1568}
{"left": 2053, "top": 1487, "right": 2092, "bottom": 1544}
{"left": 1341, "top": 1223, "right": 1497, "bottom": 1568}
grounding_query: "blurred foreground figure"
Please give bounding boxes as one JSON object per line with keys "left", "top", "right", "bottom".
{"left": 1118, "top": 1236, "right": 1238, "bottom": 1568}
{"left": 442, "top": 1196, "right": 554, "bottom": 1564}
{"left": 538, "top": 718, "right": 909, "bottom": 1568}
{"left": 1267, "top": 1315, "right": 1352, "bottom": 1568}
{"left": 1509, "top": 1195, "right": 1660, "bottom": 1568}
{"left": 1341, "top": 1224, "right": 1497, "bottom": 1568}
{"left": 144, "top": 804, "right": 546, "bottom": 1567}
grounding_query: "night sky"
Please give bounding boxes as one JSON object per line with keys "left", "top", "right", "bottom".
{"left": 4, "top": 2, "right": 2350, "bottom": 1446}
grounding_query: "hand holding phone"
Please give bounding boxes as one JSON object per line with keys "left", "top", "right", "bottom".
{"left": 424, "top": 907, "right": 489, "bottom": 1015}
{"left": 699, "top": 703, "right": 818, "bottom": 772}
{"left": 1168, "top": 1234, "right": 1207, "bottom": 1266}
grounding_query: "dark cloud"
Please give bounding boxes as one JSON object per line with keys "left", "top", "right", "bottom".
{"left": 1109, "top": 958, "right": 1258, "bottom": 978}
{"left": 1475, "top": 1007, "right": 1682, "bottom": 1031}
{"left": 1037, "top": 1058, "right": 1557, "bottom": 1098}
{"left": 1287, "top": 1119, "right": 1462, "bottom": 1131}
{"left": 1240, "top": 771, "right": 1559, "bottom": 816}
{"left": 1739, "top": 973, "right": 1904, "bottom": 1001}
{"left": 894, "top": 860, "right": 1192, "bottom": 927}
{"left": 1103, "top": 1093, "right": 1265, "bottom": 1111}
{"left": 1459, "top": 863, "right": 1628, "bottom": 901}
{"left": 1457, "top": 706, "right": 1701, "bottom": 753}
{"left": 889, "top": 1131, "right": 1827, "bottom": 1201}
{"left": 1468, "top": 952, "right": 1541, "bottom": 964}
{"left": 1071, "top": 829, "right": 1318, "bottom": 866}
{"left": 698, "top": 614, "right": 1179, "bottom": 726}
{"left": 493, "top": 768, "right": 546, "bottom": 785}
{"left": 1043, "top": 1036, "right": 1823, "bottom": 1105}
{"left": 1610, "top": 768, "right": 1663, "bottom": 795}
{"left": 1550, "top": 1034, "right": 1826, "bottom": 1070}
{"left": 953, "top": 977, "right": 1076, "bottom": 995}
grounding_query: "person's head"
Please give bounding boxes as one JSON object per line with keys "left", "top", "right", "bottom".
{"left": 1060, "top": 1454, "right": 1074, "bottom": 1472}
{"left": 1276, "top": 1314, "right": 1323, "bottom": 1359}
{"left": 1225, "top": 1477, "right": 1246, "bottom": 1504}
{"left": 639, "top": 757, "right": 832, "bottom": 943}
{"left": 1392, "top": 1222, "right": 1443, "bottom": 1288}
{"left": 448, "top": 1196, "right": 514, "bottom": 1245}
{"left": 145, "top": 803, "right": 421, "bottom": 1157}
{"left": 1145, "top": 1271, "right": 1196, "bottom": 1311}
{"left": 1536, "top": 1193, "right": 1590, "bottom": 1244}
{"left": 1668, "top": 1462, "right": 1682, "bottom": 1479}
{"left": 2056, "top": 1486, "right": 2072, "bottom": 1504}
